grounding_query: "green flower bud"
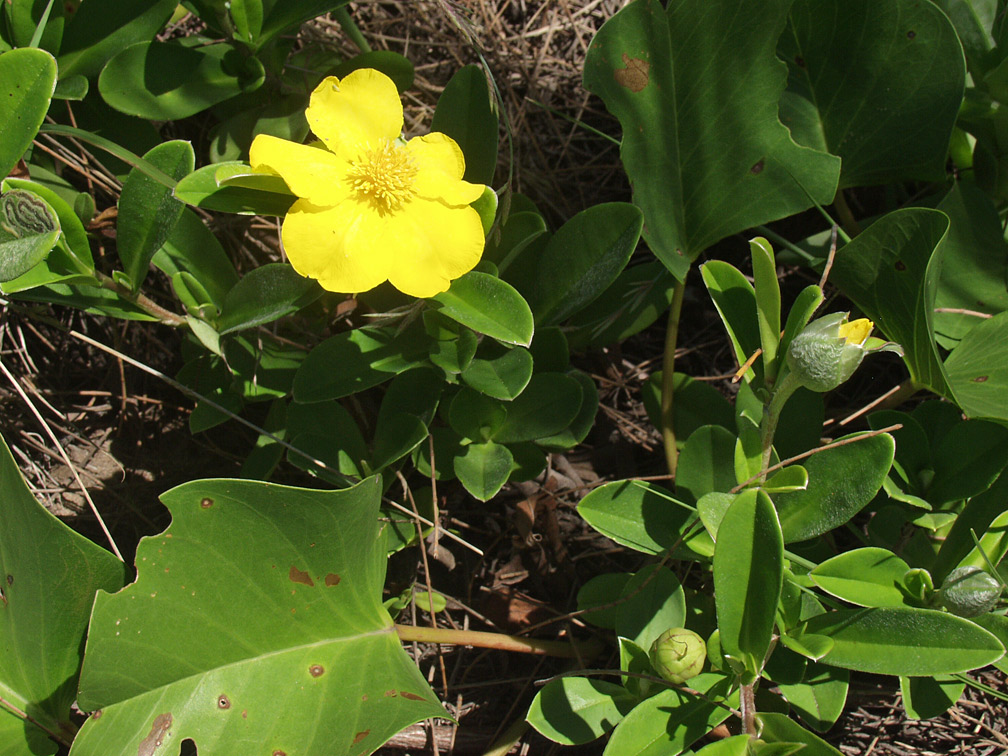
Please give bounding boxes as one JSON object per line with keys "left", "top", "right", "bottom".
{"left": 649, "top": 628, "right": 706, "bottom": 684}
{"left": 939, "top": 566, "right": 1001, "bottom": 618}
{"left": 786, "top": 312, "right": 873, "bottom": 392}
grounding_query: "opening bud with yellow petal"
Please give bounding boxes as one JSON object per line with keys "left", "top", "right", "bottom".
{"left": 649, "top": 627, "right": 706, "bottom": 684}
{"left": 785, "top": 312, "right": 875, "bottom": 393}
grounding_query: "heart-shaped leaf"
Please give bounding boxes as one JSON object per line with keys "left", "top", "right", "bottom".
{"left": 72, "top": 477, "right": 445, "bottom": 756}
{"left": 583, "top": 0, "right": 839, "bottom": 279}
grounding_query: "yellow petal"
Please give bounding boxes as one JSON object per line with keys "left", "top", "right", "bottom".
{"left": 307, "top": 70, "right": 403, "bottom": 159}
{"left": 250, "top": 134, "right": 350, "bottom": 206}
{"left": 280, "top": 198, "right": 394, "bottom": 294}
{"left": 407, "top": 133, "right": 485, "bottom": 205}
{"left": 838, "top": 318, "right": 873, "bottom": 346}
{"left": 385, "top": 199, "right": 486, "bottom": 298}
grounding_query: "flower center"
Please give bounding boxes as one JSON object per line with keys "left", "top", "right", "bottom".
{"left": 346, "top": 140, "right": 417, "bottom": 212}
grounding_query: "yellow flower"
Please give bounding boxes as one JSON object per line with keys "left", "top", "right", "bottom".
{"left": 837, "top": 317, "right": 873, "bottom": 346}
{"left": 249, "top": 69, "right": 486, "bottom": 298}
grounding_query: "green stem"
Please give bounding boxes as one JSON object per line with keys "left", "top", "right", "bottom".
{"left": 394, "top": 624, "right": 603, "bottom": 659}
{"left": 93, "top": 271, "right": 188, "bottom": 327}
{"left": 832, "top": 189, "right": 862, "bottom": 239}
{"left": 661, "top": 277, "right": 688, "bottom": 479}
{"left": 759, "top": 370, "right": 802, "bottom": 483}
{"left": 333, "top": 6, "right": 371, "bottom": 53}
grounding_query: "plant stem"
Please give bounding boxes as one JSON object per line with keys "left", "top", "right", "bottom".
{"left": 758, "top": 370, "right": 801, "bottom": 483}
{"left": 661, "top": 277, "right": 688, "bottom": 478}
{"left": 93, "top": 271, "right": 187, "bottom": 327}
{"left": 394, "top": 624, "right": 603, "bottom": 659}
{"left": 832, "top": 189, "right": 862, "bottom": 238}
{"left": 740, "top": 682, "right": 757, "bottom": 736}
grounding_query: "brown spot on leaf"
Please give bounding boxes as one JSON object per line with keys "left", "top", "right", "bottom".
{"left": 750, "top": 159, "right": 765, "bottom": 174}
{"left": 200, "top": 498, "right": 214, "bottom": 509}
{"left": 795, "top": 55, "right": 806, "bottom": 68}
{"left": 272, "top": 751, "right": 287, "bottom": 756}
{"left": 400, "top": 691, "right": 425, "bottom": 701}
{"left": 138, "top": 713, "right": 172, "bottom": 756}
{"left": 907, "top": 30, "right": 916, "bottom": 39}
{"left": 352, "top": 731, "right": 370, "bottom": 745}
{"left": 324, "top": 573, "right": 341, "bottom": 587}
{"left": 614, "top": 54, "right": 650, "bottom": 92}
{"left": 894, "top": 260, "right": 907, "bottom": 271}
{"left": 91, "top": 710, "right": 102, "bottom": 719}
{"left": 973, "top": 375, "right": 989, "bottom": 383}
{"left": 384, "top": 690, "right": 397, "bottom": 697}
{"left": 217, "top": 695, "right": 231, "bottom": 709}
{"left": 241, "top": 710, "right": 247, "bottom": 719}
{"left": 309, "top": 664, "right": 325, "bottom": 677}
{"left": 289, "top": 566, "right": 315, "bottom": 587}
{"left": 6, "top": 575, "right": 12, "bottom": 586}
{"left": 361, "top": 694, "right": 368, "bottom": 701}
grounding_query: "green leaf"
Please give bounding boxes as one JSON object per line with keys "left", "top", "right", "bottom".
{"left": 777, "top": 663, "right": 849, "bottom": 733}
{"left": 527, "top": 677, "right": 636, "bottom": 746}
{"left": 431, "top": 64, "right": 499, "bottom": 185}
{"left": 804, "top": 607, "right": 1005, "bottom": 675}
{"left": 932, "top": 183, "right": 1008, "bottom": 348}
{"left": 0, "top": 48, "right": 56, "bottom": 178}
{"left": 576, "top": 573, "right": 632, "bottom": 630}
{"left": 58, "top": 0, "right": 176, "bottom": 78}
{"left": 228, "top": 0, "right": 263, "bottom": 44}
{"left": 536, "top": 369, "right": 599, "bottom": 450}
{"left": 603, "top": 674, "right": 735, "bottom": 756}
{"left": 944, "top": 311, "right": 1008, "bottom": 421}
{"left": 293, "top": 323, "right": 432, "bottom": 403}
{"left": 751, "top": 237, "right": 781, "bottom": 380}
{"left": 4, "top": 0, "right": 63, "bottom": 51}
{"left": 616, "top": 565, "right": 686, "bottom": 651}
{"left": 174, "top": 161, "right": 297, "bottom": 216}
{"left": 153, "top": 208, "right": 239, "bottom": 306}
{"left": 899, "top": 675, "right": 965, "bottom": 720}
{"left": 72, "top": 477, "right": 445, "bottom": 756}
{"left": 779, "top": 285, "right": 824, "bottom": 368}
{"left": 460, "top": 346, "right": 533, "bottom": 400}
{"left": 677, "top": 425, "right": 738, "bottom": 503}
{"left": 829, "top": 208, "right": 950, "bottom": 397}
{"left": 493, "top": 372, "right": 582, "bottom": 444}
{"left": 713, "top": 489, "right": 784, "bottom": 672}
{"left": 763, "top": 465, "right": 808, "bottom": 494}
{"left": 774, "top": 432, "right": 895, "bottom": 543}
{"left": 0, "top": 432, "right": 126, "bottom": 754}
{"left": 756, "top": 712, "right": 842, "bottom": 756}
{"left": 701, "top": 261, "right": 762, "bottom": 384}
{"left": 0, "top": 189, "right": 61, "bottom": 282}
{"left": 371, "top": 366, "right": 443, "bottom": 470}
{"left": 525, "top": 203, "right": 643, "bottom": 325}
{"left": 780, "top": 0, "right": 965, "bottom": 187}
{"left": 217, "top": 263, "right": 321, "bottom": 334}
{"left": 430, "top": 271, "right": 533, "bottom": 346}
{"left": 448, "top": 387, "right": 507, "bottom": 442}
{"left": 578, "top": 480, "right": 697, "bottom": 556}
{"left": 258, "top": 0, "right": 349, "bottom": 47}
{"left": 932, "top": 470, "right": 1008, "bottom": 581}
{"left": 453, "top": 440, "right": 513, "bottom": 501}
{"left": 117, "top": 140, "right": 193, "bottom": 291}
{"left": 926, "top": 418, "right": 1008, "bottom": 504}
{"left": 583, "top": 0, "right": 839, "bottom": 280}
{"left": 99, "top": 40, "right": 265, "bottom": 120}
{"left": 809, "top": 548, "right": 912, "bottom": 608}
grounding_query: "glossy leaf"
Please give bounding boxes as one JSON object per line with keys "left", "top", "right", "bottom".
{"left": 0, "top": 48, "right": 56, "bottom": 179}
{"left": 431, "top": 64, "right": 499, "bottom": 185}
{"left": 453, "top": 440, "right": 512, "bottom": 501}
{"left": 944, "top": 311, "right": 1008, "bottom": 421}
{"left": 713, "top": 489, "right": 784, "bottom": 672}
{"left": 4, "top": 0, "right": 64, "bottom": 51}
{"left": 58, "top": 0, "right": 176, "bottom": 78}
{"left": 527, "top": 677, "right": 636, "bottom": 746}
{"left": 926, "top": 417, "right": 1008, "bottom": 504}
{"left": 602, "top": 674, "right": 735, "bottom": 756}
{"left": 774, "top": 432, "right": 895, "bottom": 543}
{"left": 615, "top": 565, "right": 686, "bottom": 651}
{"left": 493, "top": 373, "right": 582, "bottom": 444}
{"left": 536, "top": 369, "right": 599, "bottom": 450}
{"left": 576, "top": 573, "right": 632, "bottom": 630}
{"left": 293, "top": 323, "right": 432, "bottom": 403}
{"left": 829, "top": 208, "right": 950, "bottom": 396}
{"left": 751, "top": 237, "right": 781, "bottom": 380}
{"left": 99, "top": 41, "right": 266, "bottom": 120}
{"left": 217, "top": 263, "right": 320, "bottom": 334}
{"left": 757, "top": 713, "right": 842, "bottom": 756}
{"left": 932, "top": 471, "right": 1008, "bottom": 581}
{"left": 583, "top": 0, "right": 839, "bottom": 279}
{"left": 153, "top": 208, "right": 239, "bottom": 306}
{"left": 460, "top": 346, "right": 533, "bottom": 400}
{"left": 676, "top": 425, "right": 738, "bottom": 503}
{"left": 777, "top": 663, "right": 849, "bottom": 733}
{"left": 0, "top": 190, "right": 60, "bottom": 282}
{"left": 258, "top": 0, "right": 350, "bottom": 46}
{"left": 578, "top": 480, "right": 696, "bottom": 556}
{"left": 174, "top": 162, "right": 297, "bottom": 216}
{"left": 809, "top": 548, "right": 912, "bottom": 607}
{"left": 701, "top": 261, "right": 762, "bottom": 384}
{"left": 525, "top": 203, "right": 643, "bottom": 325}
{"left": 117, "top": 140, "right": 193, "bottom": 291}
{"left": 804, "top": 607, "right": 1005, "bottom": 675}
{"left": 430, "top": 271, "right": 534, "bottom": 346}
{"left": 899, "top": 675, "right": 965, "bottom": 720}
{"left": 0, "top": 433, "right": 126, "bottom": 756}
{"left": 72, "top": 477, "right": 445, "bottom": 756}
{"left": 781, "top": 0, "right": 964, "bottom": 187}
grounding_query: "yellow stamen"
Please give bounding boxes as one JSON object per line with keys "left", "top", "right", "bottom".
{"left": 346, "top": 139, "right": 417, "bottom": 212}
